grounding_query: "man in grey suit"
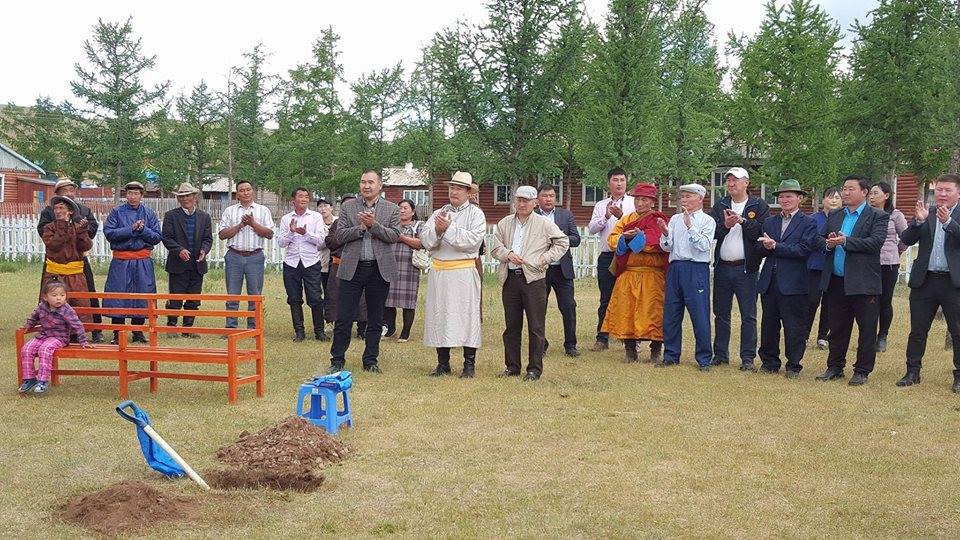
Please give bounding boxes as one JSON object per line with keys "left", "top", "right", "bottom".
{"left": 535, "top": 184, "right": 582, "bottom": 357}
{"left": 327, "top": 169, "right": 401, "bottom": 373}
{"left": 897, "top": 173, "right": 960, "bottom": 392}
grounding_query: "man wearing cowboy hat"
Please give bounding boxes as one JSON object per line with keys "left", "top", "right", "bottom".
{"left": 657, "top": 183, "right": 716, "bottom": 371}
{"left": 161, "top": 182, "right": 213, "bottom": 337}
{"left": 755, "top": 180, "right": 818, "bottom": 377}
{"left": 103, "top": 181, "right": 162, "bottom": 344}
{"left": 420, "top": 171, "right": 487, "bottom": 377}
{"left": 277, "top": 186, "right": 329, "bottom": 342}
{"left": 492, "top": 185, "right": 570, "bottom": 381}
{"left": 37, "top": 178, "right": 105, "bottom": 342}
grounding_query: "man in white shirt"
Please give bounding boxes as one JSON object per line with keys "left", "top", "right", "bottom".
{"left": 709, "top": 167, "right": 769, "bottom": 370}
{"left": 277, "top": 187, "right": 328, "bottom": 342}
{"left": 218, "top": 180, "right": 275, "bottom": 329}
{"left": 586, "top": 167, "right": 635, "bottom": 351}
{"left": 658, "top": 183, "right": 716, "bottom": 371}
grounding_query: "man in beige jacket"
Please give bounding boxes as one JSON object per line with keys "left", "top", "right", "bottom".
{"left": 492, "top": 185, "right": 570, "bottom": 380}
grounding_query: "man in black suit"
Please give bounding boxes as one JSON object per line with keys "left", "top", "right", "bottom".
{"left": 536, "top": 184, "right": 582, "bottom": 357}
{"left": 161, "top": 182, "right": 213, "bottom": 337}
{"left": 896, "top": 173, "right": 960, "bottom": 392}
{"left": 755, "top": 180, "right": 818, "bottom": 378}
{"left": 816, "top": 175, "right": 889, "bottom": 386}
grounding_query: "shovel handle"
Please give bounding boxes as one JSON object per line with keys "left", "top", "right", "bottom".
{"left": 116, "top": 400, "right": 148, "bottom": 428}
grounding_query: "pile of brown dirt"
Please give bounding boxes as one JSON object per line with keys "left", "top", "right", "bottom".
{"left": 206, "top": 416, "right": 350, "bottom": 492}
{"left": 56, "top": 481, "right": 198, "bottom": 535}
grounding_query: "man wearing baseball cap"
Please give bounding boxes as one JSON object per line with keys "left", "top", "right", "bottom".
{"left": 36, "top": 178, "right": 105, "bottom": 343}
{"left": 657, "top": 183, "right": 716, "bottom": 370}
{"left": 491, "top": 185, "right": 570, "bottom": 381}
{"left": 709, "top": 166, "right": 769, "bottom": 371}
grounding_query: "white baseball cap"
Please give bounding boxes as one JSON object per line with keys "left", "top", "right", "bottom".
{"left": 725, "top": 167, "right": 749, "bottom": 180}
{"left": 515, "top": 185, "right": 538, "bottom": 200}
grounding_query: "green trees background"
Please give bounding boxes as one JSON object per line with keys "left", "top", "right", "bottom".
{"left": 3, "top": 0, "right": 959, "bottom": 199}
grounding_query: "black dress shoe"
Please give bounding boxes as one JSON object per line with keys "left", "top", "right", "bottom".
{"left": 710, "top": 358, "right": 729, "bottom": 366}
{"left": 876, "top": 336, "right": 887, "bottom": 352}
{"left": 499, "top": 369, "right": 520, "bottom": 378}
{"left": 131, "top": 332, "right": 149, "bottom": 344}
{"left": 815, "top": 369, "right": 844, "bottom": 381}
{"left": 654, "top": 361, "right": 677, "bottom": 368}
{"left": 293, "top": 333, "right": 306, "bottom": 342}
{"left": 315, "top": 331, "right": 329, "bottom": 342}
{"left": 363, "top": 364, "right": 382, "bottom": 373}
{"left": 895, "top": 371, "right": 921, "bottom": 387}
{"left": 326, "top": 364, "right": 345, "bottom": 375}
{"left": 740, "top": 361, "right": 756, "bottom": 372}
{"left": 90, "top": 330, "right": 105, "bottom": 344}
{"left": 522, "top": 371, "right": 540, "bottom": 381}
{"left": 848, "top": 372, "right": 869, "bottom": 386}
{"left": 784, "top": 370, "right": 800, "bottom": 379}
{"left": 565, "top": 348, "right": 581, "bottom": 358}
{"left": 952, "top": 380, "right": 960, "bottom": 393}
{"left": 759, "top": 366, "right": 778, "bottom": 374}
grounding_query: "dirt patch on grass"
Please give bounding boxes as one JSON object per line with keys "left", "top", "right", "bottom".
{"left": 206, "top": 416, "right": 350, "bottom": 492}
{"left": 56, "top": 480, "right": 198, "bottom": 535}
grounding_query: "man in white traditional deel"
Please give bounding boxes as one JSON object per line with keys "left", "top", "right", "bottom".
{"left": 420, "top": 171, "right": 487, "bottom": 378}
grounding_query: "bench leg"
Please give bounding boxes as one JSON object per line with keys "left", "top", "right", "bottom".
{"left": 256, "top": 353, "right": 265, "bottom": 398}
{"left": 227, "top": 357, "right": 238, "bottom": 404}
{"left": 119, "top": 359, "right": 129, "bottom": 399}
{"left": 149, "top": 360, "right": 159, "bottom": 393}
{"left": 51, "top": 355, "right": 60, "bottom": 386}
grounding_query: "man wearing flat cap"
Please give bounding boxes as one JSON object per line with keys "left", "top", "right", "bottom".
{"left": 755, "top": 180, "right": 818, "bottom": 377}
{"left": 420, "top": 171, "right": 487, "bottom": 378}
{"left": 709, "top": 166, "right": 768, "bottom": 371}
{"left": 657, "top": 183, "right": 716, "bottom": 371}
{"left": 36, "top": 178, "right": 104, "bottom": 342}
{"left": 161, "top": 182, "right": 213, "bottom": 337}
{"left": 103, "top": 181, "right": 162, "bottom": 344}
{"left": 492, "top": 185, "right": 570, "bottom": 381}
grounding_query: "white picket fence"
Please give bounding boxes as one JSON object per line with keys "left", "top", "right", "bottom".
{"left": 0, "top": 213, "right": 608, "bottom": 277}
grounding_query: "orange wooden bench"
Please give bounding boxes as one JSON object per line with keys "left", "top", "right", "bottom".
{"left": 15, "top": 291, "right": 265, "bottom": 404}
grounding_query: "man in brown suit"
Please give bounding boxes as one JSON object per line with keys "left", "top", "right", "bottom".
{"left": 326, "top": 169, "right": 401, "bottom": 374}
{"left": 492, "top": 186, "right": 570, "bottom": 381}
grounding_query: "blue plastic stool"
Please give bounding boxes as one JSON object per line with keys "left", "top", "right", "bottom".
{"left": 295, "top": 371, "right": 353, "bottom": 434}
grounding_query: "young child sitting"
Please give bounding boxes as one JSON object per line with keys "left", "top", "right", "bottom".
{"left": 19, "top": 280, "right": 92, "bottom": 394}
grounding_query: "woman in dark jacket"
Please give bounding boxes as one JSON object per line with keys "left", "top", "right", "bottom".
{"left": 805, "top": 187, "right": 841, "bottom": 349}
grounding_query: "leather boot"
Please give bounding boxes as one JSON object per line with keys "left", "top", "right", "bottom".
{"left": 131, "top": 331, "right": 148, "bottom": 343}
{"left": 649, "top": 341, "right": 663, "bottom": 364}
{"left": 624, "top": 339, "right": 638, "bottom": 363}
{"left": 290, "top": 305, "right": 306, "bottom": 342}
{"left": 895, "top": 369, "right": 921, "bottom": 387}
{"left": 311, "top": 306, "right": 328, "bottom": 341}
{"left": 461, "top": 347, "right": 477, "bottom": 378}
{"left": 90, "top": 330, "right": 104, "bottom": 344}
{"left": 166, "top": 316, "right": 178, "bottom": 327}
{"left": 430, "top": 348, "right": 452, "bottom": 376}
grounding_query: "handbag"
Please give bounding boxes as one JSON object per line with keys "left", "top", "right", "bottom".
{"left": 411, "top": 221, "right": 431, "bottom": 270}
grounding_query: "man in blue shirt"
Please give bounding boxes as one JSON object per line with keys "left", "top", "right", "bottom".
{"left": 815, "top": 175, "right": 888, "bottom": 386}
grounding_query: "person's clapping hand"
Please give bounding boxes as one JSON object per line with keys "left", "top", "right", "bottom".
{"left": 435, "top": 211, "right": 451, "bottom": 233}
{"left": 825, "top": 231, "right": 845, "bottom": 249}
{"left": 760, "top": 232, "right": 776, "bottom": 250}
{"left": 915, "top": 200, "right": 929, "bottom": 221}
{"left": 622, "top": 229, "right": 639, "bottom": 239}
{"left": 937, "top": 204, "right": 951, "bottom": 224}
{"left": 657, "top": 217, "right": 668, "bottom": 235}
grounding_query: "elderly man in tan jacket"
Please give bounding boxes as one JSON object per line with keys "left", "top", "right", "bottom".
{"left": 492, "top": 185, "right": 570, "bottom": 380}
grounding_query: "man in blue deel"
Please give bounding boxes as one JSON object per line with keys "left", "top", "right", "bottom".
{"left": 103, "top": 181, "right": 162, "bottom": 344}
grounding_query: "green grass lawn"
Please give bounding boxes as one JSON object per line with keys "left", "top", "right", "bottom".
{"left": 2, "top": 264, "right": 960, "bottom": 538}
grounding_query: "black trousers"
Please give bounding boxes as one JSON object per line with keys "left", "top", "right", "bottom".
{"left": 329, "top": 261, "right": 390, "bottom": 369}
{"left": 81, "top": 257, "right": 102, "bottom": 325}
{"left": 805, "top": 269, "right": 829, "bottom": 341}
{"left": 282, "top": 261, "right": 323, "bottom": 308}
{"left": 166, "top": 268, "right": 204, "bottom": 326}
{"left": 906, "top": 272, "right": 960, "bottom": 375}
{"left": 878, "top": 264, "right": 899, "bottom": 338}
{"left": 596, "top": 251, "right": 615, "bottom": 343}
{"left": 384, "top": 307, "right": 415, "bottom": 339}
{"left": 758, "top": 276, "right": 809, "bottom": 373}
{"left": 502, "top": 271, "right": 548, "bottom": 375}
{"left": 826, "top": 275, "right": 879, "bottom": 375}
{"left": 544, "top": 265, "right": 577, "bottom": 350}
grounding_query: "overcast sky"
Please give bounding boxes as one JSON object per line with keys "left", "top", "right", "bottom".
{"left": 3, "top": 0, "right": 878, "bottom": 107}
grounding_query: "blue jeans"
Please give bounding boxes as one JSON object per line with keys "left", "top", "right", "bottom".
{"left": 712, "top": 264, "right": 758, "bottom": 365}
{"left": 663, "top": 261, "right": 712, "bottom": 366}
{"left": 224, "top": 249, "right": 265, "bottom": 329}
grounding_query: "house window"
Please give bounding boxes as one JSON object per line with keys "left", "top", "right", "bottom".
{"left": 0, "top": 173, "right": 4, "bottom": 202}
{"left": 494, "top": 184, "right": 512, "bottom": 205}
{"left": 760, "top": 184, "right": 781, "bottom": 208}
{"left": 403, "top": 189, "right": 429, "bottom": 207}
{"left": 710, "top": 170, "right": 726, "bottom": 206}
{"left": 582, "top": 185, "right": 604, "bottom": 206}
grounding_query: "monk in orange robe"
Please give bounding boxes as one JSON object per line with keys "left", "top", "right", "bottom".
{"left": 601, "top": 183, "right": 669, "bottom": 363}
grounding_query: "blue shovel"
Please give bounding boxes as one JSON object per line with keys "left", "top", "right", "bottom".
{"left": 116, "top": 400, "right": 210, "bottom": 490}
